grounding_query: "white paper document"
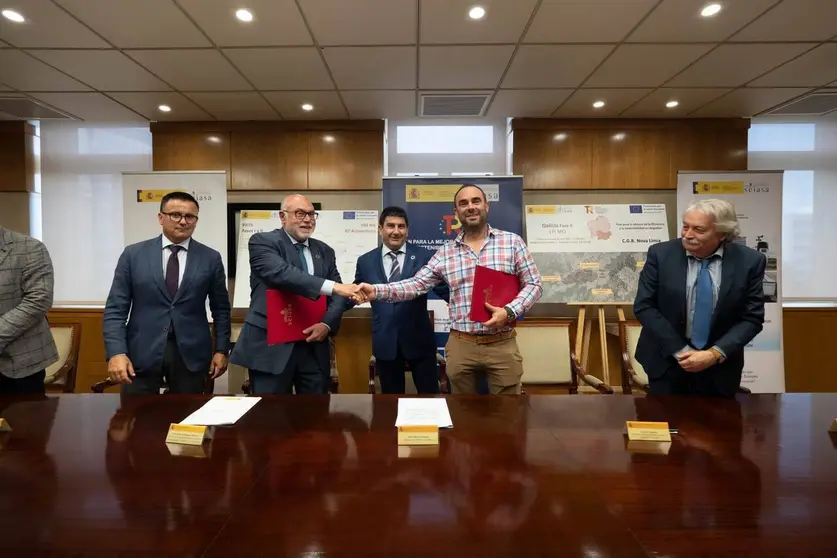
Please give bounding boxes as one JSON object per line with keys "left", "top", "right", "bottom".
{"left": 395, "top": 398, "right": 453, "bottom": 428}
{"left": 180, "top": 396, "right": 261, "bottom": 426}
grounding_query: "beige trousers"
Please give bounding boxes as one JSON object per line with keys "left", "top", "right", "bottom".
{"left": 445, "top": 330, "right": 524, "bottom": 395}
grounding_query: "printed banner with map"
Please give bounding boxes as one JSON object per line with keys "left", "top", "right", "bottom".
{"left": 525, "top": 204, "right": 669, "bottom": 303}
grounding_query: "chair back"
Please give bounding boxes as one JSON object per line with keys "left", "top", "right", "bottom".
{"left": 45, "top": 323, "right": 80, "bottom": 392}
{"left": 624, "top": 322, "right": 648, "bottom": 385}
{"left": 516, "top": 320, "right": 574, "bottom": 386}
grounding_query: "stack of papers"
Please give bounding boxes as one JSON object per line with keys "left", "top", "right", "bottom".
{"left": 180, "top": 396, "right": 261, "bottom": 426}
{"left": 395, "top": 398, "right": 453, "bottom": 428}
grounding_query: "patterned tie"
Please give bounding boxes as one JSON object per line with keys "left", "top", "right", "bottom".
{"left": 690, "top": 257, "right": 714, "bottom": 350}
{"left": 165, "top": 245, "right": 182, "bottom": 298}
{"left": 295, "top": 243, "right": 309, "bottom": 274}
{"left": 388, "top": 251, "right": 402, "bottom": 282}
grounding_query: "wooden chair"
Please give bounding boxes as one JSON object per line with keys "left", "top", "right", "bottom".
{"left": 367, "top": 353, "right": 450, "bottom": 394}
{"left": 45, "top": 323, "right": 81, "bottom": 393}
{"left": 517, "top": 318, "right": 613, "bottom": 394}
{"left": 618, "top": 318, "right": 752, "bottom": 395}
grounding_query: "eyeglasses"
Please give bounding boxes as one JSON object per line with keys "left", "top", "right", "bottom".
{"left": 162, "top": 211, "right": 199, "bottom": 224}
{"left": 284, "top": 210, "right": 319, "bottom": 221}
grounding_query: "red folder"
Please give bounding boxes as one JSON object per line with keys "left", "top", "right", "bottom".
{"left": 469, "top": 265, "right": 520, "bottom": 323}
{"left": 266, "top": 289, "right": 327, "bottom": 345}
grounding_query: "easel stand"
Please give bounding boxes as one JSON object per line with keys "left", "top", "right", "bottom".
{"left": 568, "top": 302, "right": 630, "bottom": 392}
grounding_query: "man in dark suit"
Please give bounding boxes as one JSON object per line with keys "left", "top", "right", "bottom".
{"left": 103, "top": 191, "right": 231, "bottom": 395}
{"left": 0, "top": 227, "right": 58, "bottom": 394}
{"left": 633, "top": 198, "right": 766, "bottom": 397}
{"left": 230, "top": 194, "right": 358, "bottom": 395}
{"left": 351, "top": 206, "right": 449, "bottom": 394}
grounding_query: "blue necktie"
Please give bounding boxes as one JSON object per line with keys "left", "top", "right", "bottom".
{"left": 295, "top": 243, "right": 309, "bottom": 274}
{"left": 691, "top": 258, "right": 714, "bottom": 349}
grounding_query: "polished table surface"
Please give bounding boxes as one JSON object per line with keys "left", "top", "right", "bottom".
{"left": 1, "top": 393, "right": 836, "bottom": 557}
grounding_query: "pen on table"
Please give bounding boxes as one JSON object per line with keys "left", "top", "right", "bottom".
{"left": 669, "top": 429, "right": 679, "bottom": 434}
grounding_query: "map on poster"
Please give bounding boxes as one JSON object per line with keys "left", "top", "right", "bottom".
{"left": 525, "top": 204, "right": 669, "bottom": 303}
{"left": 232, "top": 209, "right": 378, "bottom": 308}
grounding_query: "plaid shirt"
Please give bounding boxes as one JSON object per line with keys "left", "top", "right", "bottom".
{"left": 373, "top": 226, "right": 542, "bottom": 334}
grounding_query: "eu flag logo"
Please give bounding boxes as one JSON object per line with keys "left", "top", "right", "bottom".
{"left": 629, "top": 205, "right": 642, "bottom": 213}
{"left": 343, "top": 211, "right": 356, "bottom": 219}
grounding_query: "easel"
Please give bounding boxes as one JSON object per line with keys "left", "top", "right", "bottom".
{"left": 568, "top": 302, "right": 630, "bottom": 392}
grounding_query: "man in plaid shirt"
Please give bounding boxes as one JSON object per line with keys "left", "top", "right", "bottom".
{"left": 356, "top": 185, "right": 542, "bottom": 394}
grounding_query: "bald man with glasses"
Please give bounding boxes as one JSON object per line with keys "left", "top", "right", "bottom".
{"left": 104, "top": 191, "right": 231, "bottom": 395}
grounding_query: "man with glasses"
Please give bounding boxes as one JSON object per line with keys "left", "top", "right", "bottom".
{"left": 231, "top": 193, "right": 358, "bottom": 395}
{"left": 103, "top": 191, "right": 231, "bottom": 394}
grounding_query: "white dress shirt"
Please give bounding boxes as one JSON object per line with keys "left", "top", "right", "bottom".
{"left": 381, "top": 244, "right": 406, "bottom": 279}
{"left": 162, "top": 236, "right": 190, "bottom": 288}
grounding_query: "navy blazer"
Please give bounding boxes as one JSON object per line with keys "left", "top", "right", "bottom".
{"left": 103, "top": 236, "right": 231, "bottom": 376}
{"left": 230, "top": 229, "right": 347, "bottom": 376}
{"left": 352, "top": 242, "right": 449, "bottom": 361}
{"left": 633, "top": 238, "right": 766, "bottom": 396}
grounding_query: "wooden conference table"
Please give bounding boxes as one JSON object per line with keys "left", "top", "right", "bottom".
{"left": 1, "top": 393, "right": 836, "bottom": 557}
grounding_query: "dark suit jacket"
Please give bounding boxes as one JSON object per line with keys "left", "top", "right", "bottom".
{"left": 103, "top": 235, "right": 231, "bottom": 376}
{"left": 633, "top": 238, "right": 766, "bottom": 396}
{"left": 352, "top": 242, "right": 449, "bottom": 361}
{"left": 230, "top": 229, "right": 346, "bottom": 375}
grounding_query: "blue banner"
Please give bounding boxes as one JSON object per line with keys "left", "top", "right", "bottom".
{"left": 382, "top": 176, "right": 524, "bottom": 354}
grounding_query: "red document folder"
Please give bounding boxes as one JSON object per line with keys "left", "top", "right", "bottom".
{"left": 266, "top": 289, "right": 327, "bottom": 345}
{"left": 469, "top": 265, "right": 520, "bottom": 323}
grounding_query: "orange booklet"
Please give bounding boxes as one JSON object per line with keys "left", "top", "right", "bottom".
{"left": 469, "top": 265, "right": 520, "bottom": 323}
{"left": 266, "top": 289, "right": 327, "bottom": 345}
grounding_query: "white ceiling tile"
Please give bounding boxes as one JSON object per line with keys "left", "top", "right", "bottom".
{"left": 29, "top": 92, "right": 147, "bottom": 121}
{"left": 0, "top": 0, "right": 109, "bottom": 47}
{"left": 488, "top": 89, "right": 573, "bottom": 118}
{"left": 552, "top": 88, "right": 652, "bottom": 117}
{"left": 262, "top": 91, "right": 347, "bottom": 119}
{"left": 621, "top": 88, "right": 732, "bottom": 117}
{"left": 502, "top": 45, "right": 613, "bottom": 88}
{"left": 732, "top": 0, "right": 837, "bottom": 41}
{"left": 27, "top": 50, "right": 171, "bottom": 91}
{"left": 184, "top": 92, "right": 280, "bottom": 120}
{"left": 420, "top": 46, "right": 513, "bottom": 89}
{"left": 300, "top": 0, "right": 415, "bottom": 45}
{"left": 178, "top": 0, "right": 312, "bottom": 47}
{"left": 525, "top": 0, "right": 657, "bottom": 43}
{"left": 628, "top": 0, "right": 779, "bottom": 42}
{"left": 0, "top": 50, "right": 90, "bottom": 91}
{"left": 667, "top": 44, "right": 815, "bottom": 87}
{"left": 691, "top": 88, "right": 813, "bottom": 117}
{"left": 323, "top": 47, "right": 415, "bottom": 89}
{"left": 749, "top": 44, "right": 837, "bottom": 87}
{"left": 108, "top": 92, "right": 212, "bottom": 120}
{"left": 342, "top": 90, "right": 414, "bottom": 118}
{"left": 223, "top": 48, "right": 333, "bottom": 90}
{"left": 126, "top": 50, "right": 251, "bottom": 91}
{"left": 421, "top": 0, "right": 538, "bottom": 44}
{"left": 54, "top": 0, "right": 211, "bottom": 48}
{"left": 585, "top": 44, "right": 713, "bottom": 88}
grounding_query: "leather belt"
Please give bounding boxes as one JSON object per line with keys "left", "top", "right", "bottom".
{"left": 450, "top": 329, "right": 516, "bottom": 344}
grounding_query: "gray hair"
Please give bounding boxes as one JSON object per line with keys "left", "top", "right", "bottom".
{"left": 684, "top": 198, "right": 741, "bottom": 241}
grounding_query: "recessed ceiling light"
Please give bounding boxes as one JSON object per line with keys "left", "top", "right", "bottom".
{"left": 235, "top": 8, "right": 254, "bottom": 22}
{"left": 468, "top": 6, "right": 486, "bottom": 20}
{"left": 206, "top": 135, "right": 222, "bottom": 144}
{"left": 592, "top": 100, "right": 605, "bottom": 108}
{"left": 666, "top": 100, "right": 679, "bottom": 108}
{"left": 612, "top": 133, "right": 626, "bottom": 141}
{"left": 301, "top": 103, "right": 314, "bottom": 112}
{"left": 2, "top": 9, "right": 25, "bottom": 22}
{"left": 700, "top": 3, "right": 722, "bottom": 17}
{"left": 323, "top": 135, "right": 335, "bottom": 143}
{"left": 158, "top": 105, "right": 172, "bottom": 112}
{"left": 553, "top": 133, "right": 568, "bottom": 142}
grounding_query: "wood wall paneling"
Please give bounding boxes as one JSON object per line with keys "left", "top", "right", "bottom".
{"left": 0, "top": 121, "right": 34, "bottom": 193}
{"left": 230, "top": 132, "right": 308, "bottom": 191}
{"left": 308, "top": 131, "right": 384, "bottom": 190}
{"left": 782, "top": 308, "right": 837, "bottom": 393}
{"left": 152, "top": 131, "right": 232, "bottom": 187}
{"left": 47, "top": 309, "right": 110, "bottom": 393}
{"left": 512, "top": 118, "right": 749, "bottom": 190}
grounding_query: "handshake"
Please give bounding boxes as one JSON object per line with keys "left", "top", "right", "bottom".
{"left": 334, "top": 282, "right": 375, "bottom": 304}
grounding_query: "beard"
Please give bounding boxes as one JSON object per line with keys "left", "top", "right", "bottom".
{"left": 459, "top": 211, "right": 486, "bottom": 232}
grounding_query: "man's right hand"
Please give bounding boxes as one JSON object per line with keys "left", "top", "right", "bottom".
{"left": 333, "top": 282, "right": 361, "bottom": 298}
{"left": 108, "top": 354, "right": 135, "bottom": 384}
{"left": 353, "top": 283, "right": 375, "bottom": 303}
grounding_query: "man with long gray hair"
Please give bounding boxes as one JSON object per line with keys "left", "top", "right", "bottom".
{"left": 633, "top": 198, "right": 766, "bottom": 397}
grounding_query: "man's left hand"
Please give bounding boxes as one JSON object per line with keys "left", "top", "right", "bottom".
{"left": 210, "top": 353, "right": 228, "bottom": 379}
{"left": 484, "top": 302, "right": 510, "bottom": 328}
{"left": 678, "top": 350, "right": 718, "bottom": 373}
{"left": 303, "top": 322, "right": 330, "bottom": 343}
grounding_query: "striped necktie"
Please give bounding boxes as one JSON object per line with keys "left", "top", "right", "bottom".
{"left": 387, "top": 251, "right": 402, "bottom": 282}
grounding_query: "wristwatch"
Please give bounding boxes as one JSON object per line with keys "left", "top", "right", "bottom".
{"left": 708, "top": 347, "right": 725, "bottom": 364}
{"left": 503, "top": 305, "right": 515, "bottom": 322}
